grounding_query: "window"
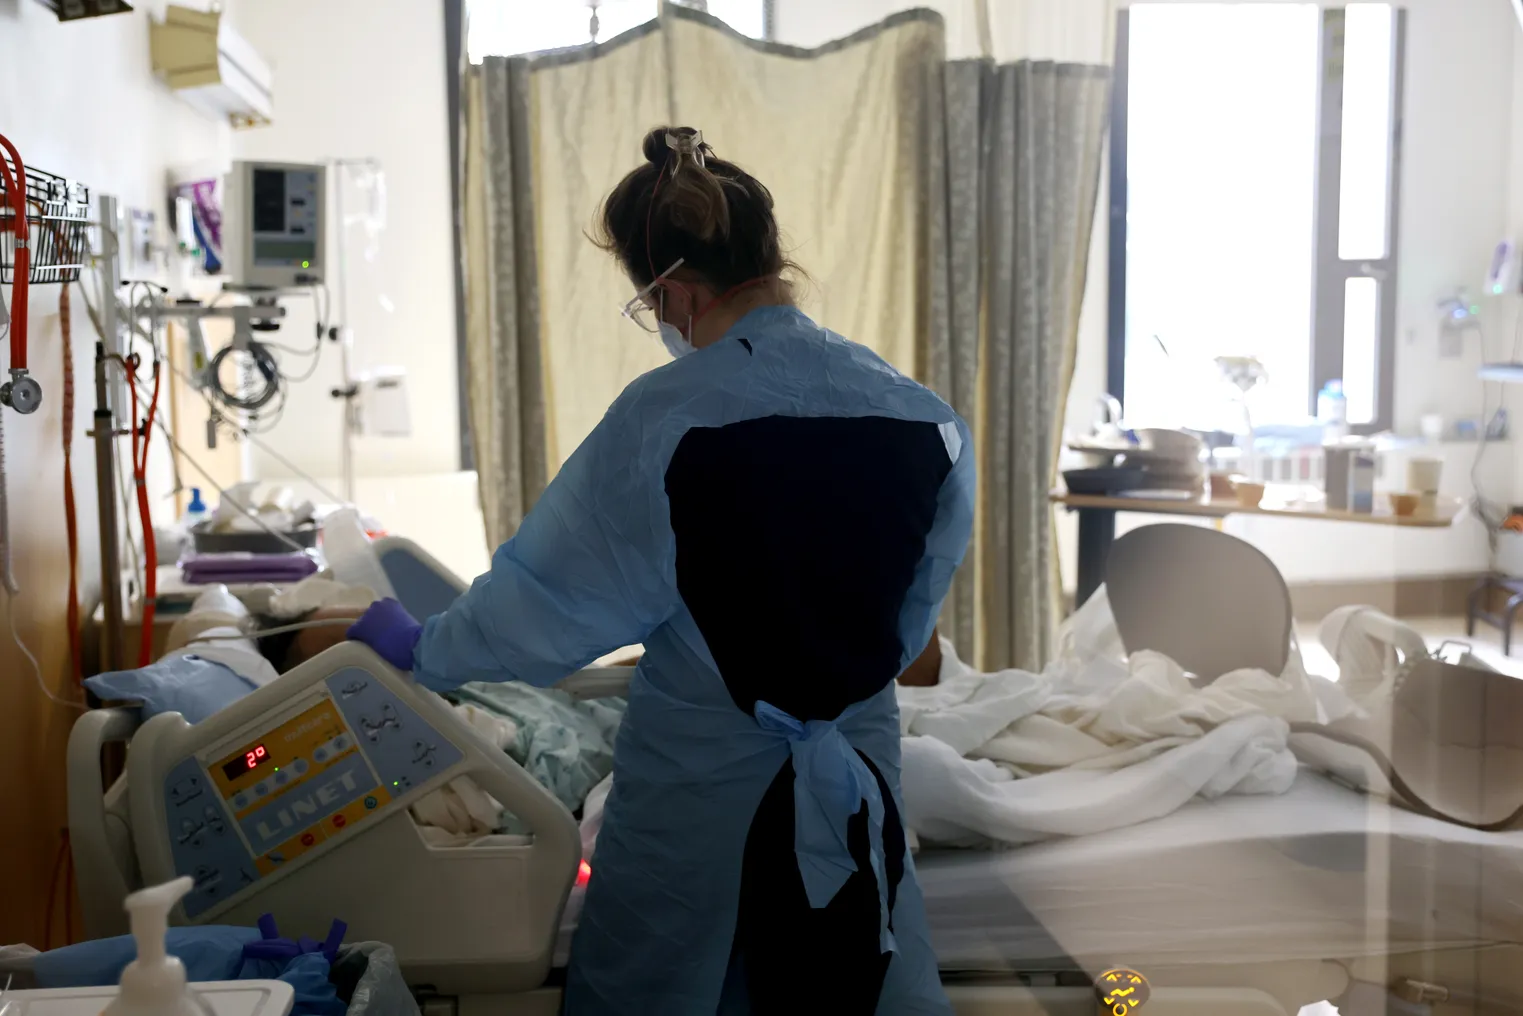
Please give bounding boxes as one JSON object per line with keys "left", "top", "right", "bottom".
{"left": 467, "top": 0, "right": 768, "bottom": 62}
{"left": 1109, "top": 4, "right": 1405, "bottom": 435}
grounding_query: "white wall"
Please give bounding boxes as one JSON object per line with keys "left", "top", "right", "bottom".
{"left": 0, "top": 0, "right": 235, "bottom": 583}
{"left": 228, "top": 0, "right": 460, "bottom": 482}
{"left": 1509, "top": 27, "right": 1523, "bottom": 506}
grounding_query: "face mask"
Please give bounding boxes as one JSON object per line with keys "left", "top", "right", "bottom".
{"left": 658, "top": 320, "right": 695, "bottom": 359}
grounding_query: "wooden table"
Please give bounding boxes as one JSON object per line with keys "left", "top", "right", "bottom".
{"left": 1051, "top": 490, "right": 1461, "bottom": 607}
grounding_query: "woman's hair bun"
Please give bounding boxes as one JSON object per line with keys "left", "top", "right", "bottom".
{"left": 597, "top": 123, "right": 793, "bottom": 289}
{"left": 642, "top": 127, "right": 674, "bottom": 166}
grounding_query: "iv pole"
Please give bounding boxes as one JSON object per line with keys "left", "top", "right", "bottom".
{"left": 327, "top": 158, "right": 379, "bottom": 506}
{"left": 93, "top": 193, "right": 125, "bottom": 672}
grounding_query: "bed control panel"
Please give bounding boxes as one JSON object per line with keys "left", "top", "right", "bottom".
{"left": 161, "top": 666, "right": 464, "bottom": 918}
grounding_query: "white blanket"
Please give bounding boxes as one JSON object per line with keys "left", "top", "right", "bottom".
{"left": 576, "top": 646, "right": 1318, "bottom": 853}
{"left": 893, "top": 603, "right": 1338, "bottom": 847}
{"left": 900, "top": 715, "right": 1294, "bottom": 847}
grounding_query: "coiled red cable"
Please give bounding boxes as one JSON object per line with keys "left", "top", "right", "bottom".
{"left": 0, "top": 132, "right": 30, "bottom": 373}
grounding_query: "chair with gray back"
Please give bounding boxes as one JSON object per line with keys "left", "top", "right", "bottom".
{"left": 1105, "top": 523, "right": 1292, "bottom": 680}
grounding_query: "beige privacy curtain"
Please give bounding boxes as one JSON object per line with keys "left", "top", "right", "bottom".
{"left": 527, "top": 10, "right": 945, "bottom": 469}
{"left": 462, "top": 8, "right": 1112, "bottom": 664}
{"left": 970, "top": 64, "right": 1109, "bottom": 671}
{"left": 920, "top": 60, "right": 1110, "bottom": 670}
{"left": 462, "top": 60, "right": 548, "bottom": 546}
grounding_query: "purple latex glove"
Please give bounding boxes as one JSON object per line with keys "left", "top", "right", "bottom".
{"left": 347, "top": 598, "right": 423, "bottom": 671}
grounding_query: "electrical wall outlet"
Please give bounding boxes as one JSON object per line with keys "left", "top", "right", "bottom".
{"left": 1437, "top": 293, "right": 1478, "bottom": 359}
{"left": 128, "top": 208, "right": 158, "bottom": 274}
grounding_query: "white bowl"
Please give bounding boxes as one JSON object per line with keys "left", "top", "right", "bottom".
{"left": 1135, "top": 428, "right": 1205, "bottom": 458}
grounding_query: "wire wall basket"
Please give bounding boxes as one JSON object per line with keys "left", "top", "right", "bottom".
{"left": 0, "top": 156, "right": 91, "bottom": 285}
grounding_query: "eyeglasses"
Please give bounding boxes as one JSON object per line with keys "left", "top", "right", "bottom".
{"left": 620, "top": 258, "right": 685, "bottom": 333}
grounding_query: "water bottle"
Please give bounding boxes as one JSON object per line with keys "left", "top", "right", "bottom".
{"left": 181, "top": 487, "right": 208, "bottom": 525}
{"left": 1318, "top": 381, "right": 1349, "bottom": 443}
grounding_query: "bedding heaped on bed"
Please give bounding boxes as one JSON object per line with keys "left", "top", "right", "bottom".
{"left": 891, "top": 596, "right": 1341, "bottom": 848}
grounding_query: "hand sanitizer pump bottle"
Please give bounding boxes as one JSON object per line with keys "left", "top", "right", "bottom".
{"left": 103, "top": 876, "right": 212, "bottom": 1016}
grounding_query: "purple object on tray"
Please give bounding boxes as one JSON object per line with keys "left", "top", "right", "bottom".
{"left": 180, "top": 552, "right": 319, "bottom": 585}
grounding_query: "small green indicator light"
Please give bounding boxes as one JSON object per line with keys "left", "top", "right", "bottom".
{"left": 301, "top": 260, "right": 310, "bottom": 268}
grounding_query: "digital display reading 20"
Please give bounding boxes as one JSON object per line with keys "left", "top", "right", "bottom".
{"left": 222, "top": 743, "right": 271, "bottom": 781}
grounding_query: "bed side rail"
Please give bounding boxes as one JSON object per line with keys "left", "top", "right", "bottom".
{"left": 68, "top": 707, "right": 143, "bottom": 939}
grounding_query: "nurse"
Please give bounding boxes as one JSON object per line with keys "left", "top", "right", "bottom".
{"left": 348, "top": 126, "right": 973, "bottom": 1014}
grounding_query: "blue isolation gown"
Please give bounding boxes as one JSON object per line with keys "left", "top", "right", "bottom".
{"left": 412, "top": 306, "right": 973, "bottom": 1014}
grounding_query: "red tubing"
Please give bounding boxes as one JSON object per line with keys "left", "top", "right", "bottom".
{"left": 128, "top": 361, "right": 162, "bottom": 667}
{"left": 61, "top": 285, "right": 80, "bottom": 683}
{"left": 0, "top": 133, "right": 29, "bottom": 373}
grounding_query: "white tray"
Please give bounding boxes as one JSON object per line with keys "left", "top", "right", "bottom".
{"left": 4, "top": 981, "right": 294, "bottom": 1016}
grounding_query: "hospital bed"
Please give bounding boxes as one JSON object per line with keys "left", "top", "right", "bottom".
{"left": 67, "top": 540, "right": 1523, "bottom": 1015}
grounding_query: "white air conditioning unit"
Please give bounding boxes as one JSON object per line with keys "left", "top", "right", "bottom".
{"left": 150, "top": 5, "right": 273, "bottom": 129}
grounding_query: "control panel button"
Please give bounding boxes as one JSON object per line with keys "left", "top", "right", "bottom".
{"left": 292, "top": 758, "right": 309, "bottom": 775}
{"left": 192, "top": 865, "right": 222, "bottom": 895}
{"left": 233, "top": 793, "right": 249, "bottom": 810}
{"left": 170, "top": 776, "right": 203, "bottom": 807}
{"left": 254, "top": 781, "right": 269, "bottom": 797}
{"left": 274, "top": 771, "right": 289, "bottom": 786}
{"left": 313, "top": 747, "right": 328, "bottom": 763}
{"left": 412, "top": 740, "right": 438, "bottom": 768}
{"left": 179, "top": 819, "right": 202, "bottom": 847}
{"left": 332, "top": 814, "right": 347, "bottom": 829}
{"left": 300, "top": 833, "right": 316, "bottom": 847}
{"left": 332, "top": 735, "right": 350, "bottom": 752}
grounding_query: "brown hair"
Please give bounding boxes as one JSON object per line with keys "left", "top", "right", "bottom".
{"left": 594, "top": 126, "right": 794, "bottom": 292}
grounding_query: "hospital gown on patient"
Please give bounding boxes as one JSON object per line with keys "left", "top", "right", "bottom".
{"left": 409, "top": 306, "right": 974, "bottom": 1015}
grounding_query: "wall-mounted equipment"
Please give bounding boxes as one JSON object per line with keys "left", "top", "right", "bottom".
{"left": 0, "top": 136, "right": 91, "bottom": 414}
{"left": 223, "top": 161, "right": 326, "bottom": 290}
{"left": 33, "top": 0, "right": 132, "bottom": 21}
{"left": 150, "top": 5, "right": 273, "bottom": 129}
{"left": 1488, "top": 240, "right": 1521, "bottom": 296}
{"left": 1437, "top": 290, "right": 1481, "bottom": 360}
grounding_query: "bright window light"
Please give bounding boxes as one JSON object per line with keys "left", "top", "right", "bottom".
{"left": 706, "top": 0, "right": 766, "bottom": 39}
{"left": 1124, "top": 4, "right": 1321, "bottom": 429}
{"left": 467, "top": 1, "right": 655, "bottom": 62}
{"left": 468, "top": 1, "right": 764, "bottom": 63}
{"left": 1341, "top": 276, "right": 1380, "bottom": 425}
{"left": 1337, "top": 4, "right": 1395, "bottom": 260}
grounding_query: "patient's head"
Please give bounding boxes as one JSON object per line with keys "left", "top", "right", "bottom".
{"left": 261, "top": 606, "right": 369, "bottom": 672}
